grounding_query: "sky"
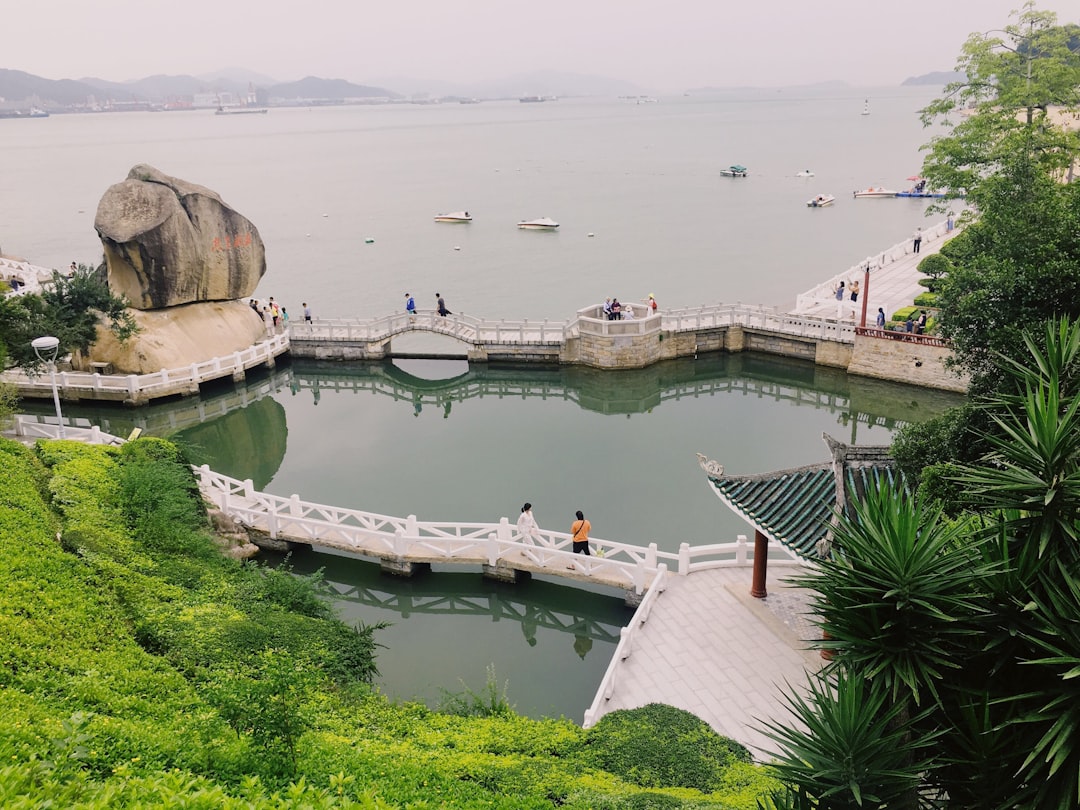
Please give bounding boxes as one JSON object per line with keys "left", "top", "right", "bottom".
{"left": 6, "top": 0, "right": 1078, "bottom": 92}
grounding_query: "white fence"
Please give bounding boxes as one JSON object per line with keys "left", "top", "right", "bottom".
{"left": 583, "top": 565, "right": 669, "bottom": 727}
{"left": 289, "top": 311, "right": 570, "bottom": 345}
{"left": 3, "top": 333, "right": 289, "bottom": 401}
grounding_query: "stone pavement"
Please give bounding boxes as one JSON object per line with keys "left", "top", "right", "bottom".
{"left": 591, "top": 567, "right": 822, "bottom": 760}
{"left": 791, "top": 218, "right": 961, "bottom": 325}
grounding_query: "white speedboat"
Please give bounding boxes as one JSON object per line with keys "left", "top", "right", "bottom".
{"left": 434, "top": 211, "right": 473, "bottom": 222}
{"left": 853, "top": 186, "right": 897, "bottom": 198}
{"left": 517, "top": 217, "right": 559, "bottom": 230}
{"left": 807, "top": 194, "right": 836, "bottom": 208}
{"left": 719, "top": 164, "right": 748, "bottom": 177}
{"left": 795, "top": 169, "right": 815, "bottom": 177}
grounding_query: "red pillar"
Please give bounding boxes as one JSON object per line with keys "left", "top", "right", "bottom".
{"left": 859, "top": 264, "right": 871, "bottom": 328}
{"left": 750, "top": 529, "right": 768, "bottom": 598}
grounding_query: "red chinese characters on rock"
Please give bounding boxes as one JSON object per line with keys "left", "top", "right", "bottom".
{"left": 211, "top": 233, "right": 253, "bottom": 252}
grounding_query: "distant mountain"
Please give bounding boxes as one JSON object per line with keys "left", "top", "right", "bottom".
{"left": 267, "top": 76, "right": 397, "bottom": 100}
{"left": 902, "top": 71, "right": 964, "bottom": 86}
{"left": 367, "top": 70, "right": 648, "bottom": 99}
{"left": 199, "top": 68, "right": 280, "bottom": 87}
{"left": 0, "top": 69, "right": 99, "bottom": 106}
{"left": 79, "top": 74, "right": 248, "bottom": 101}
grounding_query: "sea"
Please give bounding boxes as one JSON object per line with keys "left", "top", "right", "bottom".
{"left": 2, "top": 86, "right": 965, "bottom": 721}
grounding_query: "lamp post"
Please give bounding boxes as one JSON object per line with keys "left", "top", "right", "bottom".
{"left": 31, "top": 335, "right": 66, "bottom": 439}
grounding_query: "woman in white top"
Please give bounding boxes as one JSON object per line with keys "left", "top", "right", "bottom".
{"left": 516, "top": 502, "right": 539, "bottom": 544}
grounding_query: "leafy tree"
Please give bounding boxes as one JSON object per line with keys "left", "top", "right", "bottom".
{"left": 892, "top": 4, "right": 1080, "bottom": 485}
{"left": 920, "top": 3, "right": 1080, "bottom": 198}
{"left": 0, "top": 263, "right": 138, "bottom": 372}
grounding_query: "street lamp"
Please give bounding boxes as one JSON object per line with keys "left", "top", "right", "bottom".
{"left": 31, "top": 335, "right": 66, "bottom": 439}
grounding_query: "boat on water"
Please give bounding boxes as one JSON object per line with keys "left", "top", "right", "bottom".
{"left": 517, "top": 217, "right": 559, "bottom": 230}
{"left": 807, "top": 194, "right": 836, "bottom": 208}
{"left": 896, "top": 177, "right": 948, "bottom": 198}
{"left": 215, "top": 106, "right": 268, "bottom": 115}
{"left": 795, "top": 169, "right": 815, "bottom": 177}
{"left": 719, "top": 165, "right": 748, "bottom": 177}
{"left": 861, "top": 98, "right": 870, "bottom": 116}
{"left": 434, "top": 211, "right": 473, "bottom": 223}
{"left": 519, "top": 96, "right": 546, "bottom": 103}
{"left": 853, "top": 186, "right": 897, "bottom": 198}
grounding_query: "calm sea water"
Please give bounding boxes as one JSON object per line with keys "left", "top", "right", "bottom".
{"left": 4, "top": 87, "right": 963, "bottom": 721}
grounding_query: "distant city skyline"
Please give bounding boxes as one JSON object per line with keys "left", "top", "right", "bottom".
{"left": 6, "top": 0, "right": 1075, "bottom": 93}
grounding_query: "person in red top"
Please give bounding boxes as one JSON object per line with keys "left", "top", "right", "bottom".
{"left": 571, "top": 510, "right": 591, "bottom": 556}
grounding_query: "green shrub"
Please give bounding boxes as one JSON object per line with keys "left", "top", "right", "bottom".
{"left": 892, "top": 306, "right": 919, "bottom": 322}
{"left": 914, "top": 291, "right": 939, "bottom": 307}
{"left": 584, "top": 703, "right": 750, "bottom": 793}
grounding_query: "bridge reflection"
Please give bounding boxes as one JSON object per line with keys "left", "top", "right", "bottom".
{"left": 20, "top": 352, "right": 962, "bottom": 443}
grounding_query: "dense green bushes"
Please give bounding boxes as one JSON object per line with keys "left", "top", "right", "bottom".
{"left": 0, "top": 436, "right": 778, "bottom": 807}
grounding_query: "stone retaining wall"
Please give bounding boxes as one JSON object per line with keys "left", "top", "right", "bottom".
{"left": 847, "top": 334, "right": 967, "bottom": 393}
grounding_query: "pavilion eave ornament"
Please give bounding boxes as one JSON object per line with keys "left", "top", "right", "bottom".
{"left": 696, "top": 453, "right": 724, "bottom": 478}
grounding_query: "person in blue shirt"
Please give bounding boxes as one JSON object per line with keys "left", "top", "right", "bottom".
{"left": 405, "top": 293, "right": 416, "bottom": 315}
{"left": 875, "top": 307, "right": 886, "bottom": 330}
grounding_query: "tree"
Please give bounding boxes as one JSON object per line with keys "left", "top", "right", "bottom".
{"left": 892, "top": 4, "right": 1080, "bottom": 486}
{"left": 920, "top": 3, "right": 1080, "bottom": 199}
{"left": 0, "top": 264, "right": 138, "bottom": 372}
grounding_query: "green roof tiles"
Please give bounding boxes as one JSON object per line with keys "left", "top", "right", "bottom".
{"left": 699, "top": 434, "right": 898, "bottom": 559}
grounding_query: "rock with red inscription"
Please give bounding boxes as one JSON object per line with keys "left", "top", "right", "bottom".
{"left": 94, "top": 164, "right": 266, "bottom": 309}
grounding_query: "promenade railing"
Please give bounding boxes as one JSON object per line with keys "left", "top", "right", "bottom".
{"left": 794, "top": 217, "right": 954, "bottom": 314}
{"left": 3, "top": 333, "right": 289, "bottom": 400}
{"left": 288, "top": 311, "right": 570, "bottom": 345}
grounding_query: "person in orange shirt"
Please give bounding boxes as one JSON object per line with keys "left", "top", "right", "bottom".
{"left": 571, "top": 510, "right": 591, "bottom": 556}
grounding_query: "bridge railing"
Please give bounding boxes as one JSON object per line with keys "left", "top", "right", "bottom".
{"left": 583, "top": 564, "right": 669, "bottom": 728}
{"left": 3, "top": 333, "right": 289, "bottom": 400}
{"left": 289, "top": 311, "right": 570, "bottom": 345}
{"left": 660, "top": 303, "right": 856, "bottom": 342}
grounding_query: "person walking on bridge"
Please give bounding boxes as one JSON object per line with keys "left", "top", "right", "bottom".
{"left": 570, "top": 510, "right": 591, "bottom": 559}
{"left": 436, "top": 292, "right": 451, "bottom": 316}
{"left": 517, "top": 502, "right": 539, "bottom": 545}
{"left": 405, "top": 293, "right": 416, "bottom": 316}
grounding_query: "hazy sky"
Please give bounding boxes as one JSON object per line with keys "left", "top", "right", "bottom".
{"left": 7, "top": 0, "right": 1077, "bottom": 91}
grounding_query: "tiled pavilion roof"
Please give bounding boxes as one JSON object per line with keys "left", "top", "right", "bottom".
{"left": 697, "top": 433, "right": 900, "bottom": 558}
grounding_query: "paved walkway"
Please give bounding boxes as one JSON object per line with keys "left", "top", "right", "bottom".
{"left": 791, "top": 219, "right": 960, "bottom": 324}
{"left": 593, "top": 567, "right": 821, "bottom": 759}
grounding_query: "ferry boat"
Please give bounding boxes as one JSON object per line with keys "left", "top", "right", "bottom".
{"left": 215, "top": 106, "right": 268, "bottom": 115}
{"left": 806, "top": 194, "right": 836, "bottom": 208}
{"left": 434, "top": 211, "right": 473, "bottom": 223}
{"left": 517, "top": 217, "right": 559, "bottom": 230}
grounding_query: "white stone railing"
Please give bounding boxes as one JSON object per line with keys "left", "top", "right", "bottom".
{"left": 582, "top": 564, "right": 669, "bottom": 728}
{"left": 11, "top": 417, "right": 127, "bottom": 445}
{"left": 288, "top": 311, "right": 570, "bottom": 345}
{"left": 794, "top": 218, "right": 955, "bottom": 313}
{"left": 2, "top": 333, "right": 289, "bottom": 400}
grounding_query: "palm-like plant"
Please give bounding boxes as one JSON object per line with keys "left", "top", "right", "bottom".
{"left": 796, "top": 484, "right": 990, "bottom": 708}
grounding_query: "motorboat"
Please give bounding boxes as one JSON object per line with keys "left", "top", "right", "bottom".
{"left": 795, "top": 169, "right": 815, "bottom": 177}
{"left": 434, "top": 211, "right": 473, "bottom": 222}
{"left": 853, "top": 186, "right": 897, "bottom": 198}
{"left": 806, "top": 194, "right": 836, "bottom": 208}
{"left": 861, "top": 98, "right": 870, "bottom": 116}
{"left": 517, "top": 217, "right": 559, "bottom": 230}
{"left": 719, "top": 165, "right": 748, "bottom": 177}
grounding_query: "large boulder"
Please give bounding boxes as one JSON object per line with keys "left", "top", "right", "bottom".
{"left": 84, "top": 301, "right": 268, "bottom": 374}
{"left": 94, "top": 164, "right": 266, "bottom": 309}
